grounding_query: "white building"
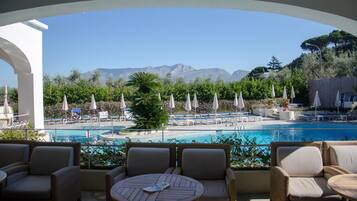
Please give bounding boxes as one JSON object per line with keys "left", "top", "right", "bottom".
{"left": 0, "top": 20, "right": 47, "bottom": 129}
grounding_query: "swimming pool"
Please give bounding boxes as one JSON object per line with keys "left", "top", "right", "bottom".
{"left": 47, "top": 126, "right": 124, "bottom": 143}
{"left": 47, "top": 122, "right": 357, "bottom": 144}
{"left": 162, "top": 122, "right": 357, "bottom": 144}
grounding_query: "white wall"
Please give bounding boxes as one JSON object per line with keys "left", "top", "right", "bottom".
{"left": 0, "top": 21, "right": 47, "bottom": 129}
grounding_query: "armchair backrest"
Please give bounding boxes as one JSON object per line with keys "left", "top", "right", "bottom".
{"left": 0, "top": 143, "right": 29, "bottom": 167}
{"left": 271, "top": 142, "right": 323, "bottom": 177}
{"left": 126, "top": 143, "right": 176, "bottom": 177}
{"left": 177, "top": 144, "right": 230, "bottom": 180}
{"left": 31, "top": 141, "right": 81, "bottom": 166}
{"left": 323, "top": 141, "right": 357, "bottom": 173}
{"left": 30, "top": 146, "right": 74, "bottom": 175}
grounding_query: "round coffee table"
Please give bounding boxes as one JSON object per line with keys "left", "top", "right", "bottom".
{"left": 328, "top": 174, "right": 357, "bottom": 201}
{"left": 111, "top": 174, "right": 204, "bottom": 201}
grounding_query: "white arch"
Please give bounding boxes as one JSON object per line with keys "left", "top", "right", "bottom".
{"left": 0, "top": 20, "right": 47, "bottom": 129}
{"left": 0, "top": 0, "right": 357, "bottom": 35}
{"left": 0, "top": 38, "right": 32, "bottom": 74}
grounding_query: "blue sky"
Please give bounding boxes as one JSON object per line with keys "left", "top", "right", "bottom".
{"left": 1, "top": 8, "right": 334, "bottom": 86}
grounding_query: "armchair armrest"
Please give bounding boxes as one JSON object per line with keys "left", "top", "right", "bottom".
{"left": 0, "top": 162, "right": 28, "bottom": 171}
{"left": 51, "top": 166, "right": 81, "bottom": 201}
{"left": 324, "top": 166, "right": 351, "bottom": 179}
{"left": 2, "top": 163, "right": 28, "bottom": 175}
{"left": 164, "top": 167, "right": 175, "bottom": 174}
{"left": 270, "top": 166, "right": 289, "bottom": 201}
{"left": 106, "top": 166, "right": 126, "bottom": 201}
{"left": 2, "top": 164, "right": 28, "bottom": 186}
{"left": 225, "top": 168, "right": 237, "bottom": 201}
{"left": 172, "top": 167, "right": 181, "bottom": 175}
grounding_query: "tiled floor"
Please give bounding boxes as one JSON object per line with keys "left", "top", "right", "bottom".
{"left": 82, "top": 192, "right": 270, "bottom": 201}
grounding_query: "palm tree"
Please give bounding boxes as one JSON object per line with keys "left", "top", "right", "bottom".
{"left": 127, "top": 72, "right": 168, "bottom": 129}
{"left": 127, "top": 72, "right": 160, "bottom": 93}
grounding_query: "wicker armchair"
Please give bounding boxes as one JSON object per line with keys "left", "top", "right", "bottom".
{"left": 105, "top": 142, "right": 177, "bottom": 201}
{"left": 174, "top": 143, "right": 237, "bottom": 201}
{"left": 323, "top": 140, "right": 357, "bottom": 175}
{"left": 0, "top": 142, "right": 81, "bottom": 201}
{"left": 270, "top": 142, "right": 344, "bottom": 201}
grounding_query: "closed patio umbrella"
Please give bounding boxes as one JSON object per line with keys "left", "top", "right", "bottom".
{"left": 283, "top": 86, "right": 288, "bottom": 99}
{"left": 62, "top": 95, "right": 68, "bottom": 112}
{"left": 184, "top": 93, "right": 191, "bottom": 113}
{"left": 169, "top": 94, "right": 175, "bottom": 114}
{"left": 271, "top": 84, "right": 276, "bottom": 98}
{"left": 212, "top": 93, "right": 219, "bottom": 116}
{"left": 61, "top": 95, "right": 68, "bottom": 120}
{"left": 120, "top": 93, "right": 126, "bottom": 120}
{"left": 3, "top": 85, "right": 10, "bottom": 115}
{"left": 335, "top": 90, "right": 341, "bottom": 114}
{"left": 313, "top": 90, "right": 321, "bottom": 117}
{"left": 291, "top": 86, "right": 296, "bottom": 103}
{"left": 192, "top": 93, "right": 198, "bottom": 115}
{"left": 233, "top": 93, "right": 238, "bottom": 112}
{"left": 90, "top": 94, "right": 97, "bottom": 110}
{"left": 120, "top": 93, "right": 126, "bottom": 110}
{"left": 238, "top": 91, "right": 245, "bottom": 112}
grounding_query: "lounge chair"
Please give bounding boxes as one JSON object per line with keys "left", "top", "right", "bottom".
{"left": 98, "top": 111, "right": 109, "bottom": 122}
{"left": 174, "top": 143, "right": 237, "bottom": 201}
{"left": 1, "top": 142, "right": 81, "bottom": 201}
{"left": 323, "top": 141, "right": 357, "bottom": 174}
{"left": 270, "top": 142, "right": 343, "bottom": 201}
{"left": 105, "top": 142, "right": 177, "bottom": 201}
{"left": 70, "top": 108, "right": 81, "bottom": 121}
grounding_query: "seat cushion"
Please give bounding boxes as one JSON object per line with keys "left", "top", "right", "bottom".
{"left": 289, "top": 177, "right": 339, "bottom": 201}
{"left": 330, "top": 145, "right": 357, "bottom": 173}
{"left": 277, "top": 146, "right": 323, "bottom": 177}
{"left": 199, "top": 180, "right": 229, "bottom": 201}
{"left": 182, "top": 148, "right": 226, "bottom": 180}
{"left": 0, "top": 144, "right": 29, "bottom": 168}
{"left": 2, "top": 175, "right": 51, "bottom": 200}
{"left": 30, "top": 146, "right": 74, "bottom": 175}
{"left": 127, "top": 147, "right": 170, "bottom": 177}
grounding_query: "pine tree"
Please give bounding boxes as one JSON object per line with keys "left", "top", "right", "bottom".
{"left": 267, "top": 56, "right": 282, "bottom": 70}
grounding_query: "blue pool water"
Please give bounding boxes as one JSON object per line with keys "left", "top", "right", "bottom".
{"left": 164, "top": 122, "right": 357, "bottom": 144}
{"left": 47, "top": 123, "right": 357, "bottom": 144}
{"left": 47, "top": 126, "right": 124, "bottom": 143}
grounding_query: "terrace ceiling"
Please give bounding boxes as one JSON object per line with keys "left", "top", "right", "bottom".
{"left": 0, "top": 0, "right": 356, "bottom": 36}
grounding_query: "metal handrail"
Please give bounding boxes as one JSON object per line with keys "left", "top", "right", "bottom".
{"left": 2, "top": 127, "right": 357, "bottom": 131}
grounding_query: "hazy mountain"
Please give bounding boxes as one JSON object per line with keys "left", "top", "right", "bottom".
{"left": 84, "top": 64, "right": 248, "bottom": 83}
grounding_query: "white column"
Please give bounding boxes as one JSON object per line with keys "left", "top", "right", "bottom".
{"left": 17, "top": 71, "right": 44, "bottom": 129}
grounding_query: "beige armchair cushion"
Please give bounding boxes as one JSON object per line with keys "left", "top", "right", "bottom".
{"left": 199, "top": 180, "right": 229, "bottom": 201}
{"left": 182, "top": 148, "right": 226, "bottom": 180}
{"left": 0, "top": 144, "right": 29, "bottom": 167}
{"left": 289, "top": 177, "right": 339, "bottom": 201}
{"left": 330, "top": 145, "right": 357, "bottom": 173}
{"left": 127, "top": 147, "right": 170, "bottom": 177}
{"left": 277, "top": 146, "right": 323, "bottom": 177}
{"left": 30, "top": 146, "right": 74, "bottom": 175}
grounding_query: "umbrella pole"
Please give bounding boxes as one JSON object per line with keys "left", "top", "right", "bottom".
{"left": 315, "top": 106, "right": 317, "bottom": 119}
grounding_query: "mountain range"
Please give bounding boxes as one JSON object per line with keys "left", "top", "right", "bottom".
{"left": 84, "top": 64, "right": 249, "bottom": 83}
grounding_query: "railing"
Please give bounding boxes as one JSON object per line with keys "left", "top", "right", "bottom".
{"left": 1, "top": 126, "right": 357, "bottom": 169}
